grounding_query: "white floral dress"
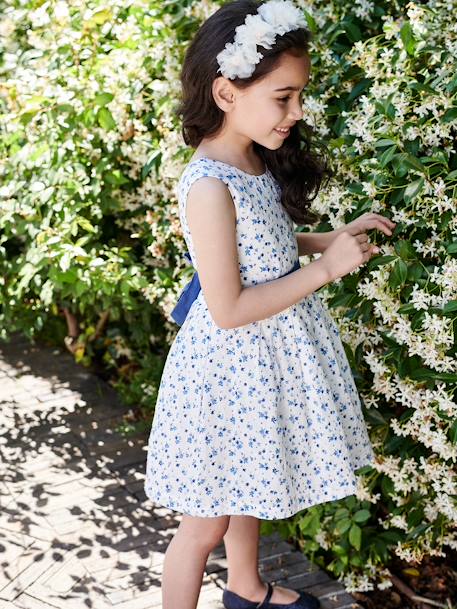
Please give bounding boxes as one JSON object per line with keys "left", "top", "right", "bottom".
{"left": 144, "top": 156, "right": 376, "bottom": 520}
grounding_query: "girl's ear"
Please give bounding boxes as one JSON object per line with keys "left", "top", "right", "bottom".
{"left": 212, "top": 76, "right": 235, "bottom": 112}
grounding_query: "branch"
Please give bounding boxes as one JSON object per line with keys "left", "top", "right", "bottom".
{"left": 390, "top": 573, "right": 447, "bottom": 609}
{"left": 88, "top": 310, "right": 110, "bottom": 342}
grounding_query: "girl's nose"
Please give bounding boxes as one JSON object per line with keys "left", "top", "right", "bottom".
{"left": 290, "top": 100, "right": 304, "bottom": 121}
{"left": 290, "top": 106, "right": 303, "bottom": 121}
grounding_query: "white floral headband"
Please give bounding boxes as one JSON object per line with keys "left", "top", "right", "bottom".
{"left": 216, "top": 0, "right": 308, "bottom": 80}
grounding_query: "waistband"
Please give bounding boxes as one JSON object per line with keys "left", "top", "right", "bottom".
{"left": 171, "top": 251, "right": 301, "bottom": 326}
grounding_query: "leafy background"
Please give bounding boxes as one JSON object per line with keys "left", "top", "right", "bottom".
{"left": 1, "top": 0, "right": 456, "bottom": 599}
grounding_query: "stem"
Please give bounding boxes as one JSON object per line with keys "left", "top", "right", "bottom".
{"left": 390, "top": 573, "right": 447, "bottom": 609}
{"left": 88, "top": 310, "right": 110, "bottom": 342}
{"left": 62, "top": 307, "right": 79, "bottom": 338}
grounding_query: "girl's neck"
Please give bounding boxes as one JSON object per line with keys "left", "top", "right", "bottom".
{"left": 191, "top": 146, "right": 265, "bottom": 175}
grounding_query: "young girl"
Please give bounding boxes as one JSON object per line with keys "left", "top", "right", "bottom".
{"left": 144, "top": 1, "right": 395, "bottom": 608}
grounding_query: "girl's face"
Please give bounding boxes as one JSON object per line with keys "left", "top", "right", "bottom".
{"left": 219, "top": 51, "right": 310, "bottom": 150}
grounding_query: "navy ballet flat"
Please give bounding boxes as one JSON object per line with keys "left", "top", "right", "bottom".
{"left": 222, "top": 582, "right": 321, "bottom": 609}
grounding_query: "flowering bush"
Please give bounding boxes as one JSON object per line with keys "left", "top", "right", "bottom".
{"left": 1, "top": 0, "right": 456, "bottom": 594}
{"left": 265, "top": 0, "right": 457, "bottom": 593}
{"left": 0, "top": 0, "right": 187, "bottom": 401}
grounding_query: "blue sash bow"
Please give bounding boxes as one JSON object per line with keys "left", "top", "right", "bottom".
{"left": 171, "top": 251, "right": 301, "bottom": 326}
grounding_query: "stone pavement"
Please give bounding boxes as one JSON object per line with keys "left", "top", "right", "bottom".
{"left": 0, "top": 333, "right": 362, "bottom": 609}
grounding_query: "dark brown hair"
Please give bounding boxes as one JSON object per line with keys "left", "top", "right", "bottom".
{"left": 174, "top": 0, "right": 334, "bottom": 226}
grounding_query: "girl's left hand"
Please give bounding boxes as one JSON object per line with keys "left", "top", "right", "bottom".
{"left": 343, "top": 212, "right": 396, "bottom": 238}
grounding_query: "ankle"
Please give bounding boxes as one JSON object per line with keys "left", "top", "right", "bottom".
{"left": 226, "top": 580, "right": 267, "bottom": 600}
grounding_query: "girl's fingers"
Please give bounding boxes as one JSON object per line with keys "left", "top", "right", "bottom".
{"left": 365, "top": 219, "right": 393, "bottom": 235}
{"left": 368, "top": 214, "right": 396, "bottom": 231}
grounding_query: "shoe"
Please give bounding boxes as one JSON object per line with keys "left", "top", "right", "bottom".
{"left": 222, "top": 582, "right": 321, "bottom": 609}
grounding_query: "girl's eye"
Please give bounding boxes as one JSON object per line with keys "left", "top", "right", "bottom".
{"left": 278, "top": 95, "right": 304, "bottom": 104}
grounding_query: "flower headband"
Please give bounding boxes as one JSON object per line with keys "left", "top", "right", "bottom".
{"left": 216, "top": 0, "right": 308, "bottom": 80}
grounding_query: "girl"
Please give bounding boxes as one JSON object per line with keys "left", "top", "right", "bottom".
{"left": 144, "top": 1, "right": 395, "bottom": 608}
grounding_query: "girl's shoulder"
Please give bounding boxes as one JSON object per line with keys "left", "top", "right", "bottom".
{"left": 177, "top": 156, "right": 245, "bottom": 205}
{"left": 178, "top": 155, "right": 274, "bottom": 194}
{"left": 179, "top": 156, "right": 239, "bottom": 186}
{"left": 176, "top": 156, "right": 280, "bottom": 220}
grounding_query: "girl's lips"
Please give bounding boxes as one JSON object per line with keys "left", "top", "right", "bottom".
{"left": 274, "top": 127, "right": 290, "bottom": 138}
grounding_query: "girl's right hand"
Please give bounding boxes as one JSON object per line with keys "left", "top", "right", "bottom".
{"left": 319, "top": 230, "right": 379, "bottom": 282}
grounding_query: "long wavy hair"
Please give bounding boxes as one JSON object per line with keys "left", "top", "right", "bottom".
{"left": 174, "top": 0, "right": 334, "bottom": 226}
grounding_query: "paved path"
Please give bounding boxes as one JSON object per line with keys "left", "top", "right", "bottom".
{"left": 0, "top": 333, "right": 362, "bottom": 609}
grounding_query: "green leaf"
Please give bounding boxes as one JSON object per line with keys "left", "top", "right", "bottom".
{"left": 443, "top": 107, "right": 457, "bottom": 123}
{"left": 394, "top": 240, "right": 413, "bottom": 260}
{"left": 403, "top": 154, "right": 426, "bottom": 174}
{"left": 97, "top": 107, "right": 116, "bottom": 130}
{"left": 388, "top": 259, "right": 408, "bottom": 289}
{"left": 397, "top": 303, "right": 418, "bottom": 314}
{"left": 141, "top": 150, "right": 162, "bottom": 180}
{"left": 344, "top": 20, "right": 362, "bottom": 43}
{"left": 400, "top": 22, "right": 416, "bottom": 56}
{"left": 334, "top": 508, "right": 350, "bottom": 520}
{"left": 345, "top": 496, "right": 358, "bottom": 510}
{"left": 298, "top": 511, "right": 320, "bottom": 536}
{"left": 404, "top": 177, "right": 424, "bottom": 203}
{"left": 409, "top": 369, "right": 457, "bottom": 383}
{"left": 373, "top": 538, "right": 390, "bottom": 562}
{"left": 332, "top": 544, "right": 347, "bottom": 556}
{"left": 367, "top": 254, "right": 396, "bottom": 271}
{"left": 406, "top": 523, "right": 429, "bottom": 540}
{"left": 365, "top": 408, "right": 388, "bottom": 427}
{"left": 449, "top": 419, "right": 457, "bottom": 444}
{"left": 77, "top": 217, "right": 97, "bottom": 233}
{"left": 94, "top": 92, "right": 114, "bottom": 106}
{"left": 381, "top": 475, "right": 395, "bottom": 496}
{"left": 411, "top": 310, "right": 426, "bottom": 331}
{"left": 347, "top": 78, "right": 372, "bottom": 103}
{"left": 348, "top": 523, "right": 362, "bottom": 550}
{"left": 353, "top": 509, "right": 371, "bottom": 523}
{"left": 336, "top": 518, "right": 352, "bottom": 534}
{"left": 303, "top": 9, "right": 317, "bottom": 33}
{"left": 379, "top": 530, "right": 404, "bottom": 544}
{"left": 374, "top": 138, "right": 396, "bottom": 147}
{"left": 104, "top": 170, "right": 130, "bottom": 186}
{"left": 85, "top": 8, "right": 112, "bottom": 27}
{"left": 379, "top": 145, "right": 397, "bottom": 167}
{"left": 328, "top": 293, "right": 354, "bottom": 307}
{"left": 407, "top": 263, "right": 423, "bottom": 281}
{"left": 443, "top": 300, "right": 457, "bottom": 313}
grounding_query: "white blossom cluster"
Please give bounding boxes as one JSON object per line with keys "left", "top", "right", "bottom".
{"left": 296, "top": 0, "right": 457, "bottom": 592}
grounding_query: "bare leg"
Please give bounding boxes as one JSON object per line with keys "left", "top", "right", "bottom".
{"left": 223, "top": 515, "right": 300, "bottom": 604}
{"left": 162, "top": 513, "right": 230, "bottom": 609}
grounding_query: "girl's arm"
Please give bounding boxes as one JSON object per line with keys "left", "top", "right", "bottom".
{"left": 186, "top": 178, "right": 333, "bottom": 330}
{"left": 295, "top": 227, "right": 346, "bottom": 256}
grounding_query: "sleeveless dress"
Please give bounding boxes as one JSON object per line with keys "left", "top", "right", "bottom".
{"left": 144, "top": 156, "right": 376, "bottom": 520}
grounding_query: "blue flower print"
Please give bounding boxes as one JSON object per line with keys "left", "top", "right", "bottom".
{"left": 144, "top": 156, "right": 376, "bottom": 520}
